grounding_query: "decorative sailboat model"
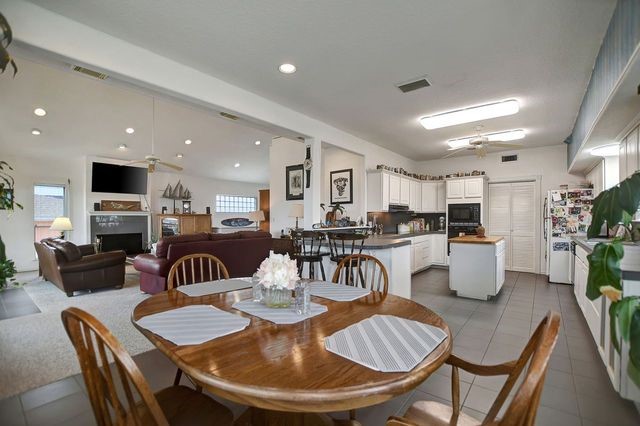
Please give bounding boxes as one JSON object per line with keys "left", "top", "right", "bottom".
{"left": 161, "top": 180, "right": 192, "bottom": 200}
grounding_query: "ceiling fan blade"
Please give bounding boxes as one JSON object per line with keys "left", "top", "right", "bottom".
{"left": 490, "top": 142, "right": 523, "bottom": 148}
{"left": 126, "top": 160, "right": 147, "bottom": 166}
{"left": 442, "top": 149, "right": 465, "bottom": 159}
{"left": 158, "top": 161, "right": 184, "bottom": 171}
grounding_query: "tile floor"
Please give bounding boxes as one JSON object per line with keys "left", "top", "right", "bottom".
{"left": 1, "top": 269, "right": 639, "bottom": 425}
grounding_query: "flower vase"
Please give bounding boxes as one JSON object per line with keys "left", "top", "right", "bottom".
{"left": 265, "top": 286, "right": 292, "bottom": 308}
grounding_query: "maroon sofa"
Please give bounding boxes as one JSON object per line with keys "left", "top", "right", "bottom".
{"left": 133, "top": 231, "right": 277, "bottom": 294}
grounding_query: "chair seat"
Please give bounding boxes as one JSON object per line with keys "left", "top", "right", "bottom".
{"left": 133, "top": 385, "right": 234, "bottom": 426}
{"left": 404, "top": 400, "right": 481, "bottom": 426}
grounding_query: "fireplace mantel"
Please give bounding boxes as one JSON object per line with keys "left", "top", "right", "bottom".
{"left": 89, "top": 211, "right": 151, "bottom": 216}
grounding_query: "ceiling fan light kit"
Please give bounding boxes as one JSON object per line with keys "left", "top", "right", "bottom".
{"left": 420, "top": 99, "right": 520, "bottom": 130}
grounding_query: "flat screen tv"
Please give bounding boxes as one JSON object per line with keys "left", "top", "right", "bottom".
{"left": 91, "top": 162, "right": 148, "bottom": 195}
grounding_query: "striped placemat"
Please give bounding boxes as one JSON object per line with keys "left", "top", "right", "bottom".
{"left": 176, "top": 278, "right": 253, "bottom": 297}
{"left": 308, "top": 281, "right": 371, "bottom": 301}
{"left": 136, "top": 305, "right": 250, "bottom": 346}
{"left": 324, "top": 314, "right": 448, "bottom": 372}
{"left": 232, "top": 300, "right": 328, "bottom": 324}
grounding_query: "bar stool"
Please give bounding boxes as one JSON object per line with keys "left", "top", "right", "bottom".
{"left": 327, "top": 232, "right": 367, "bottom": 265}
{"left": 291, "top": 230, "right": 327, "bottom": 280}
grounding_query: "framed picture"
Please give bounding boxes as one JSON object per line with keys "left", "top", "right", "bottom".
{"left": 330, "top": 168, "right": 353, "bottom": 204}
{"left": 286, "top": 164, "right": 304, "bottom": 201}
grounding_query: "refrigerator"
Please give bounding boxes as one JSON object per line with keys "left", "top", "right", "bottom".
{"left": 544, "top": 188, "right": 593, "bottom": 284}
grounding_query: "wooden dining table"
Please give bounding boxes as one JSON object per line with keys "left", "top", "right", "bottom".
{"left": 132, "top": 286, "right": 452, "bottom": 425}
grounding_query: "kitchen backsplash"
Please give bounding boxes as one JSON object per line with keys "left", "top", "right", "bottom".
{"left": 367, "top": 212, "right": 446, "bottom": 234}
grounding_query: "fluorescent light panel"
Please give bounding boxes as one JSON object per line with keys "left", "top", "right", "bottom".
{"left": 421, "top": 100, "right": 519, "bottom": 130}
{"left": 447, "top": 129, "right": 525, "bottom": 149}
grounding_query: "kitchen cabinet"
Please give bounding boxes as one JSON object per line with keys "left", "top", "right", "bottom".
{"left": 431, "top": 234, "right": 446, "bottom": 265}
{"left": 367, "top": 171, "right": 390, "bottom": 211}
{"left": 156, "top": 214, "right": 212, "bottom": 236}
{"left": 437, "top": 182, "right": 446, "bottom": 212}
{"left": 446, "top": 180, "right": 464, "bottom": 199}
{"left": 464, "top": 178, "right": 484, "bottom": 198}
{"left": 421, "top": 183, "right": 437, "bottom": 212}
{"left": 400, "top": 177, "right": 411, "bottom": 205}
{"left": 412, "top": 237, "right": 431, "bottom": 273}
{"left": 620, "top": 125, "right": 639, "bottom": 181}
{"left": 389, "top": 174, "right": 401, "bottom": 204}
{"left": 410, "top": 180, "right": 421, "bottom": 211}
{"left": 449, "top": 237, "right": 505, "bottom": 300}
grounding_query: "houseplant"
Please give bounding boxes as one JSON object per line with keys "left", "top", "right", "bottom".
{"left": 586, "top": 171, "right": 640, "bottom": 385}
{"left": 256, "top": 251, "right": 299, "bottom": 308}
{"left": 0, "top": 12, "right": 18, "bottom": 77}
{"left": 320, "top": 203, "right": 345, "bottom": 226}
{"left": 0, "top": 161, "right": 23, "bottom": 290}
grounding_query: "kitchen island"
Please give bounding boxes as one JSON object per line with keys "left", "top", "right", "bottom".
{"left": 448, "top": 235, "right": 506, "bottom": 300}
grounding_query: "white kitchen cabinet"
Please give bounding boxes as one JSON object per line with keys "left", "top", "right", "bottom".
{"left": 464, "top": 178, "right": 484, "bottom": 198}
{"left": 410, "top": 180, "right": 421, "bottom": 212}
{"left": 620, "top": 125, "right": 639, "bottom": 181}
{"left": 431, "top": 234, "right": 446, "bottom": 265}
{"left": 400, "top": 177, "right": 411, "bottom": 205}
{"left": 436, "top": 182, "right": 446, "bottom": 212}
{"left": 367, "top": 171, "right": 390, "bottom": 211}
{"left": 449, "top": 238, "right": 505, "bottom": 300}
{"left": 421, "top": 183, "right": 437, "bottom": 212}
{"left": 446, "top": 180, "right": 464, "bottom": 199}
{"left": 389, "top": 174, "right": 401, "bottom": 204}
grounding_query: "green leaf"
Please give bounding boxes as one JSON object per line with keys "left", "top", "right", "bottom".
{"left": 618, "top": 298, "right": 640, "bottom": 342}
{"left": 618, "top": 172, "right": 640, "bottom": 216}
{"left": 586, "top": 241, "right": 623, "bottom": 300}
{"left": 587, "top": 172, "right": 640, "bottom": 238}
{"left": 628, "top": 309, "right": 640, "bottom": 388}
{"left": 610, "top": 301, "right": 621, "bottom": 353}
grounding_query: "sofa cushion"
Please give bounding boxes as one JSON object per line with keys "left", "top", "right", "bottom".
{"left": 209, "top": 232, "right": 241, "bottom": 241}
{"left": 133, "top": 254, "right": 172, "bottom": 277}
{"left": 237, "top": 231, "right": 272, "bottom": 239}
{"left": 59, "top": 251, "right": 126, "bottom": 273}
{"left": 155, "top": 233, "right": 209, "bottom": 258}
{"left": 45, "top": 239, "right": 83, "bottom": 262}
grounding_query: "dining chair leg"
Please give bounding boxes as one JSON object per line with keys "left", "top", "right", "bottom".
{"left": 349, "top": 409, "right": 356, "bottom": 420}
{"left": 319, "top": 261, "right": 326, "bottom": 281}
{"left": 173, "top": 368, "right": 183, "bottom": 386}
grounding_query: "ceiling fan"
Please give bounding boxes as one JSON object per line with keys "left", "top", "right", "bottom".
{"left": 442, "top": 126, "right": 524, "bottom": 159}
{"left": 127, "top": 98, "right": 183, "bottom": 173}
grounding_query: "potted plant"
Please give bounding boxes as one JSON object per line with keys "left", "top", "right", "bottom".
{"left": 586, "top": 171, "right": 640, "bottom": 385}
{"left": 1, "top": 12, "right": 18, "bottom": 77}
{"left": 320, "top": 203, "right": 345, "bottom": 226}
{"left": 0, "top": 161, "right": 23, "bottom": 290}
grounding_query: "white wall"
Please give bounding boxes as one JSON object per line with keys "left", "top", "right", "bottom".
{"left": 0, "top": 154, "right": 87, "bottom": 271}
{"left": 149, "top": 171, "right": 263, "bottom": 232}
{"left": 586, "top": 160, "right": 604, "bottom": 196}
{"left": 321, "top": 144, "right": 365, "bottom": 222}
{"left": 269, "top": 137, "right": 306, "bottom": 236}
{"left": 604, "top": 155, "right": 619, "bottom": 189}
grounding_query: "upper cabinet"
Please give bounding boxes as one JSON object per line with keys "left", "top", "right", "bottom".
{"left": 367, "top": 171, "right": 390, "bottom": 211}
{"left": 367, "top": 171, "right": 446, "bottom": 212}
{"left": 446, "top": 180, "right": 464, "bottom": 199}
{"left": 400, "top": 177, "right": 411, "bottom": 205}
{"left": 437, "top": 182, "right": 446, "bottom": 212}
{"left": 620, "top": 126, "right": 639, "bottom": 181}
{"left": 389, "top": 174, "right": 401, "bottom": 204}
{"left": 421, "top": 183, "right": 437, "bottom": 212}
{"left": 447, "top": 177, "right": 486, "bottom": 201}
{"left": 464, "top": 178, "right": 484, "bottom": 198}
{"left": 409, "top": 180, "right": 421, "bottom": 211}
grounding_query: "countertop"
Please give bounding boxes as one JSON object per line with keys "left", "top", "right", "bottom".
{"left": 449, "top": 235, "right": 504, "bottom": 244}
{"left": 319, "top": 235, "right": 411, "bottom": 249}
{"left": 379, "top": 230, "right": 446, "bottom": 239}
{"left": 571, "top": 236, "right": 640, "bottom": 280}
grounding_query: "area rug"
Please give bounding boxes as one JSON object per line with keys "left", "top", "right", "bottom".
{"left": 0, "top": 271, "right": 155, "bottom": 399}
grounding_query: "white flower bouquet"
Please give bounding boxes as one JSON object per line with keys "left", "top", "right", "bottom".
{"left": 256, "top": 251, "right": 299, "bottom": 290}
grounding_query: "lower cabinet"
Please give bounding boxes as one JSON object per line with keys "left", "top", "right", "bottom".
{"left": 410, "top": 234, "right": 447, "bottom": 273}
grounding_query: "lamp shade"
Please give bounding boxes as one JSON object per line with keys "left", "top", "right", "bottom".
{"left": 50, "top": 217, "right": 73, "bottom": 231}
{"left": 289, "top": 204, "right": 304, "bottom": 218}
{"left": 248, "top": 210, "right": 266, "bottom": 222}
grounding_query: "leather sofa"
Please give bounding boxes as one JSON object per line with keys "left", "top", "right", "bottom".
{"left": 34, "top": 238, "right": 127, "bottom": 297}
{"left": 133, "top": 231, "right": 283, "bottom": 294}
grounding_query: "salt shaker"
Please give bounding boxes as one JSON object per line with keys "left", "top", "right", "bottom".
{"left": 294, "top": 281, "right": 311, "bottom": 315}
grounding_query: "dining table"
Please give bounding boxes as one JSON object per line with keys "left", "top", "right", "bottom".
{"left": 131, "top": 283, "right": 452, "bottom": 425}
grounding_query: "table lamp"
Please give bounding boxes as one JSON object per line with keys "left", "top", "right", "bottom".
{"left": 248, "top": 210, "right": 266, "bottom": 230}
{"left": 288, "top": 204, "right": 304, "bottom": 230}
{"left": 50, "top": 216, "right": 73, "bottom": 239}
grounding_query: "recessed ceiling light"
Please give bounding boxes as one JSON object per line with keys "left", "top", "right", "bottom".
{"left": 34, "top": 107, "right": 47, "bottom": 117}
{"left": 255, "top": 140, "right": 261, "bottom": 146}
{"left": 184, "top": 139, "right": 192, "bottom": 145}
{"left": 590, "top": 143, "right": 619, "bottom": 157}
{"left": 31, "top": 128, "right": 41, "bottom": 136}
{"left": 176, "top": 153, "right": 183, "bottom": 158}
{"left": 278, "top": 63, "right": 297, "bottom": 74}
{"left": 118, "top": 144, "right": 127, "bottom": 150}
{"left": 125, "top": 127, "right": 135, "bottom": 134}
{"left": 234, "top": 163, "right": 240, "bottom": 168}
{"left": 447, "top": 129, "right": 526, "bottom": 149}
{"left": 420, "top": 99, "right": 520, "bottom": 130}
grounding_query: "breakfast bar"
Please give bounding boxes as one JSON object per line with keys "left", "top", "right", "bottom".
{"left": 448, "top": 235, "right": 506, "bottom": 300}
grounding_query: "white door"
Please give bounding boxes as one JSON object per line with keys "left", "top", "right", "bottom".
{"left": 488, "top": 181, "right": 537, "bottom": 273}
{"left": 389, "top": 175, "right": 400, "bottom": 204}
{"left": 446, "top": 180, "right": 464, "bottom": 199}
{"left": 464, "top": 178, "right": 483, "bottom": 198}
{"left": 421, "top": 183, "right": 437, "bottom": 212}
{"left": 436, "top": 182, "right": 446, "bottom": 212}
{"left": 400, "top": 178, "right": 411, "bottom": 205}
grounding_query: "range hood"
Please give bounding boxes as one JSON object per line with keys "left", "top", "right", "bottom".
{"left": 388, "top": 204, "right": 413, "bottom": 213}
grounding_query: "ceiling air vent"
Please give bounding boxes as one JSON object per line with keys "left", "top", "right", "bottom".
{"left": 501, "top": 154, "right": 518, "bottom": 163}
{"left": 219, "top": 112, "right": 239, "bottom": 120}
{"left": 71, "top": 65, "right": 108, "bottom": 80}
{"left": 395, "top": 75, "right": 431, "bottom": 93}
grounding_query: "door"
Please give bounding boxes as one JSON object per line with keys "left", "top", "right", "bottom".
{"left": 446, "top": 180, "right": 463, "bottom": 199}
{"left": 400, "top": 177, "right": 410, "bottom": 205}
{"left": 436, "top": 182, "right": 446, "bottom": 212}
{"left": 421, "top": 183, "right": 437, "bottom": 212}
{"left": 389, "top": 175, "right": 400, "bottom": 204}
{"left": 259, "top": 189, "right": 270, "bottom": 232}
{"left": 488, "top": 181, "right": 537, "bottom": 273}
{"left": 464, "top": 178, "right": 483, "bottom": 198}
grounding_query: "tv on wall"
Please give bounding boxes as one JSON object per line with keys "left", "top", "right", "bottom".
{"left": 91, "top": 162, "right": 148, "bottom": 195}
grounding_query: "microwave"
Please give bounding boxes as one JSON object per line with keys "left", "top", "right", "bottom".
{"left": 448, "top": 203, "right": 481, "bottom": 226}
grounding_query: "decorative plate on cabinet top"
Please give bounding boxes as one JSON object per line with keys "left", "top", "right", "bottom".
{"left": 221, "top": 218, "right": 253, "bottom": 227}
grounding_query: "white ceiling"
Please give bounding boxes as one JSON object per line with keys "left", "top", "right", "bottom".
{"left": 25, "top": 0, "right": 617, "bottom": 160}
{"left": 0, "top": 56, "right": 274, "bottom": 183}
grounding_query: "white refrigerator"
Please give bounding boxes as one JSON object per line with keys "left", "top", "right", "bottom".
{"left": 544, "top": 188, "right": 593, "bottom": 284}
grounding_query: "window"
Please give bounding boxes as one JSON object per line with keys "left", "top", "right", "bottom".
{"left": 34, "top": 184, "right": 66, "bottom": 242}
{"left": 215, "top": 194, "right": 257, "bottom": 213}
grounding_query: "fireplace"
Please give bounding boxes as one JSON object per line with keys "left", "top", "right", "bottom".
{"left": 97, "top": 233, "right": 144, "bottom": 255}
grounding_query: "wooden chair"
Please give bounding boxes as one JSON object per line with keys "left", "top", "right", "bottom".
{"left": 291, "top": 230, "right": 327, "bottom": 280}
{"left": 167, "top": 253, "right": 230, "bottom": 290}
{"left": 61, "top": 307, "right": 233, "bottom": 426}
{"left": 387, "top": 311, "right": 561, "bottom": 426}
{"left": 332, "top": 254, "right": 389, "bottom": 296}
{"left": 327, "top": 232, "right": 367, "bottom": 264}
